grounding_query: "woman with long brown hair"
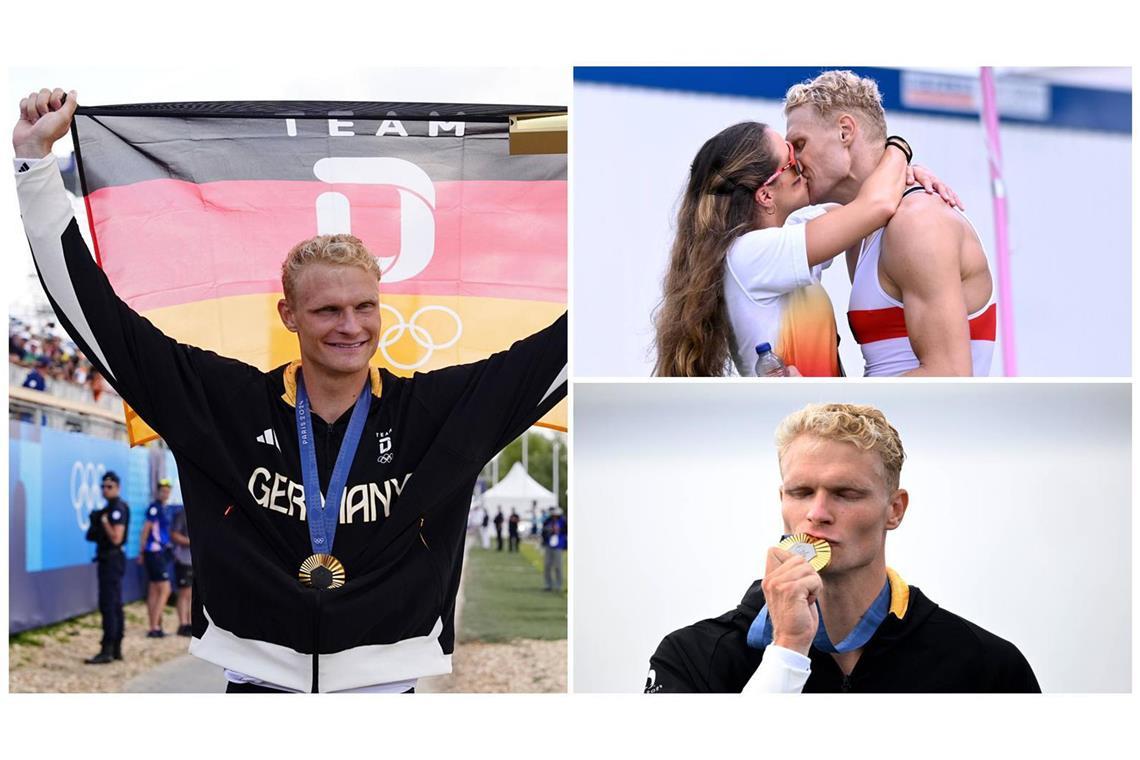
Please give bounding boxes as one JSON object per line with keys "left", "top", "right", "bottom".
{"left": 652, "top": 122, "right": 949, "bottom": 377}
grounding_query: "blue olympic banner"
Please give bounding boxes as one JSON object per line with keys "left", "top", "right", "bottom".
{"left": 575, "top": 67, "right": 1130, "bottom": 135}
{"left": 19, "top": 423, "right": 153, "bottom": 570}
{"left": 8, "top": 421, "right": 184, "bottom": 633}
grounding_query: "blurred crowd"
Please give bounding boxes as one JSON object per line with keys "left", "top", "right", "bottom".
{"left": 10, "top": 316, "right": 106, "bottom": 400}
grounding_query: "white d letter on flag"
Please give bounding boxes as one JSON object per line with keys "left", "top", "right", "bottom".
{"left": 314, "top": 157, "right": 437, "bottom": 283}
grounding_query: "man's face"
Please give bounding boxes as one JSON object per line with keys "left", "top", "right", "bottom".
{"left": 784, "top": 105, "right": 851, "bottom": 205}
{"left": 158, "top": 485, "right": 171, "bottom": 503}
{"left": 278, "top": 263, "right": 381, "bottom": 378}
{"left": 102, "top": 480, "right": 120, "bottom": 501}
{"left": 778, "top": 435, "right": 906, "bottom": 575}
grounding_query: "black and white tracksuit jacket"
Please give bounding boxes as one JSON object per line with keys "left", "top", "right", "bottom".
{"left": 16, "top": 157, "right": 567, "bottom": 692}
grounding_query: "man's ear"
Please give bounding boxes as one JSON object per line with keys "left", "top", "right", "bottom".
{"left": 838, "top": 114, "right": 857, "bottom": 147}
{"left": 885, "top": 489, "right": 908, "bottom": 530}
{"left": 277, "top": 298, "right": 298, "bottom": 333}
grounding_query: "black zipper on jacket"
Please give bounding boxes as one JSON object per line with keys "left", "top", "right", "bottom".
{"left": 835, "top": 642, "right": 884, "bottom": 693}
{"left": 312, "top": 589, "right": 322, "bottom": 693}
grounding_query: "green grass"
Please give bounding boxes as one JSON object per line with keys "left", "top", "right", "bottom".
{"left": 11, "top": 617, "right": 82, "bottom": 647}
{"left": 10, "top": 603, "right": 141, "bottom": 649}
{"left": 10, "top": 630, "right": 47, "bottom": 648}
{"left": 459, "top": 540, "right": 567, "bottom": 643}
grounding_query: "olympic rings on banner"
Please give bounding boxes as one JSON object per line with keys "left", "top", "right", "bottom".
{"left": 378, "top": 304, "right": 463, "bottom": 371}
{"left": 70, "top": 460, "right": 107, "bottom": 531}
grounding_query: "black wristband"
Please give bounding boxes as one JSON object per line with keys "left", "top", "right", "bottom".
{"left": 885, "top": 135, "right": 913, "bottom": 164}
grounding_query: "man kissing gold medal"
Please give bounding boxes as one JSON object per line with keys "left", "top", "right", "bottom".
{"left": 645, "top": 403, "right": 1039, "bottom": 693}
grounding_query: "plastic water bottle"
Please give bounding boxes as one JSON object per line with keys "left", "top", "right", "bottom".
{"left": 754, "top": 342, "right": 789, "bottom": 377}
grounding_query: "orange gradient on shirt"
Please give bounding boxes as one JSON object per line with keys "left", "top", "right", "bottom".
{"left": 775, "top": 283, "right": 840, "bottom": 377}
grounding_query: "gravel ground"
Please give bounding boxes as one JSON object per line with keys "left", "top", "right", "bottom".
{"left": 419, "top": 536, "right": 567, "bottom": 693}
{"left": 12, "top": 536, "right": 567, "bottom": 694}
{"left": 419, "top": 639, "right": 567, "bottom": 693}
{"left": 11, "top": 604, "right": 567, "bottom": 694}
{"left": 9, "top": 602, "right": 191, "bottom": 693}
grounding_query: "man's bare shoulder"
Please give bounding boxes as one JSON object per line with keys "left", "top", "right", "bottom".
{"left": 884, "top": 191, "right": 965, "bottom": 247}
{"left": 880, "top": 191, "right": 966, "bottom": 276}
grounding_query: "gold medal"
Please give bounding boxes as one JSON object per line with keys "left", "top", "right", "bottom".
{"left": 777, "top": 533, "right": 831, "bottom": 572}
{"left": 298, "top": 553, "right": 346, "bottom": 590}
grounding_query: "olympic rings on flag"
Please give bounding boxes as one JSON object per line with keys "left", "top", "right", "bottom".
{"left": 378, "top": 304, "right": 463, "bottom": 370}
{"left": 70, "top": 460, "right": 107, "bottom": 531}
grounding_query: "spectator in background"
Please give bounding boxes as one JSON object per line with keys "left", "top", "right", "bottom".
{"left": 90, "top": 368, "right": 105, "bottom": 402}
{"left": 529, "top": 501, "right": 539, "bottom": 538}
{"left": 169, "top": 502, "right": 193, "bottom": 637}
{"left": 11, "top": 321, "right": 102, "bottom": 392}
{"left": 24, "top": 337, "right": 42, "bottom": 361}
{"left": 10, "top": 330, "right": 27, "bottom": 361}
{"left": 508, "top": 509, "right": 520, "bottom": 552}
{"left": 542, "top": 508, "right": 566, "bottom": 592}
{"left": 137, "top": 479, "right": 174, "bottom": 638}
{"left": 43, "top": 335, "right": 63, "bottom": 378}
{"left": 480, "top": 507, "right": 491, "bottom": 550}
{"left": 22, "top": 358, "right": 47, "bottom": 391}
{"left": 494, "top": 508, "right": 505, "bottom": 552}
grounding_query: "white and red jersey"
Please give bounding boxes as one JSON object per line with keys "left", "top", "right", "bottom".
{"left": 847, "top": 204, "right": 996, "bottom": 377}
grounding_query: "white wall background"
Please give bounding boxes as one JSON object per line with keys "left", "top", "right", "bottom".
{"left": 572, "top": 382, "right": 1131, "bottom": 693}
{"left": 572, "top": 79, "right": 1131, "bottom": 377}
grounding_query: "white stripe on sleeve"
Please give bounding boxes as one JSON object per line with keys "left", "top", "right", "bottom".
{"left": 15, "top": 158, "right": 116, "bottom": 381}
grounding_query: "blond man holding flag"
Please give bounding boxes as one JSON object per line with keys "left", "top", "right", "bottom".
{"left": 15, "top": 88, "right": 566, "bottom": 693}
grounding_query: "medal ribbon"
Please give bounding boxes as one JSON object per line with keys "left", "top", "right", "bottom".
{"left": 746, "top": 579, "right": 892, "bottom": 654}
{"left": 295, "top": 370, "right": 371, "bottom": 557}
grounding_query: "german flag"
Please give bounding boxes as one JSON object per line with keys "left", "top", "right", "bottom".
{"left": 70, "top": 101, "right": 567, "bottom": 444}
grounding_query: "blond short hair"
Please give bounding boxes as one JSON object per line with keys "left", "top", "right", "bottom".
{"left": 776, "top": 403, "right": 905, "bottom": 491}
{"left": 281, "top": 234, "right": 381, "bottom": 304}
{"left": 784, "top": 70, "right": 888, "bottom": 143}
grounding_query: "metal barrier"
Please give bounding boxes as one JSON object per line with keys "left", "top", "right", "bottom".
{"left": 9, "top": 384, "right": 127, "bottom": 441}
{"left": 9, "top": 361, "right": 122, "bottom": 412}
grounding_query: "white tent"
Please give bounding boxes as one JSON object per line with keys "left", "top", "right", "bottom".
{"left": 481, "top": 461, "right": 558, "bottom": 513}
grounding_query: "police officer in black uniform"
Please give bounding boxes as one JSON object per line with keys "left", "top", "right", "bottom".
{"left": 84, "top": 471, "right": 130, "bottom": 664}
